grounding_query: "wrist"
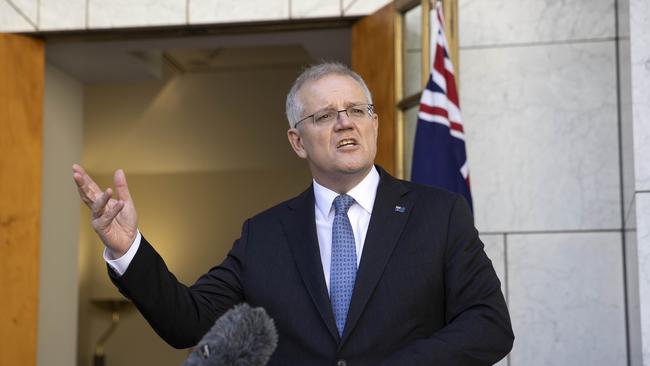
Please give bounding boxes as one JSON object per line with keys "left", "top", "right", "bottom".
{"left": 104, "top": 230, "right": 139, "bottom": 259}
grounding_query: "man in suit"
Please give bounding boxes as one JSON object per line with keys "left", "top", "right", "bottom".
{"left": 73, "top": 62, "right": 513, "bottom": 365}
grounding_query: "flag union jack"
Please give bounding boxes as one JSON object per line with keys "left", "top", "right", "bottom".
{"left": 411, "top": 3, "right": 473, "bottom": 210}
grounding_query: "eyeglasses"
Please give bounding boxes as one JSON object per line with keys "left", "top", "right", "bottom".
{"left": 294, "top": 104, "right": 374, "bottom": 128}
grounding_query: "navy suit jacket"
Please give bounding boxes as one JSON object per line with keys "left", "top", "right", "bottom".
{"left": 110, "top": 167, "right": 514, "bottom": 365}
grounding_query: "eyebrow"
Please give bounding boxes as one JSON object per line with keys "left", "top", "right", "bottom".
{"left": 317, "top": 101, "right": 367, "bottom": 110}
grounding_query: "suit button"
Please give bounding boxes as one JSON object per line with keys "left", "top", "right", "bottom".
{"left": 336, "top": 360, "right": 347, "bottom": 366}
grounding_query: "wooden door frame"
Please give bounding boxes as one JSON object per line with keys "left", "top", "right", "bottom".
{"left": 0, "top": 33, "right": 44, "bottom": 366}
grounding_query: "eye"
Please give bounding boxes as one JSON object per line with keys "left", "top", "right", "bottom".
{"left": 348, "top": 107, "right": 365, "bottom": 117}
{"left": 314, "top": 111, "right": 334, "bottom": 123}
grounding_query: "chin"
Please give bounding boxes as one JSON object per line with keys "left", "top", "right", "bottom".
{"left": 336, "top": 162, "right": 372, "bottom": 175}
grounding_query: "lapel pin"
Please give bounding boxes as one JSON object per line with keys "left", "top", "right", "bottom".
{"left": 394, "top": 205, "right": 406, "bottom": 213}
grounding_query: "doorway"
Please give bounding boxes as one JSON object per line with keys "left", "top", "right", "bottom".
{"left": 43, "top": 24, "right": 352, "bottom": 366}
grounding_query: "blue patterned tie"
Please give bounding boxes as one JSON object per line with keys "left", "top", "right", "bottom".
{"left": 330, "top": 194, "right": 357, "bottom": 337}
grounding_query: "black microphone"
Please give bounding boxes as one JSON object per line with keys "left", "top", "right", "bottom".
{"left": 182, "top": 303, "right": 278, "bottom": 366}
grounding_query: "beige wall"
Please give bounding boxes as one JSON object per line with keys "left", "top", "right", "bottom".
{"left": 39, "top": 63, "right": 83, "bottom": 366}
{"left": 77, "top": 65, "right": 311, "bottom": 366}
{"left": 82, "top": 68, "right": 305, "bottom": 174}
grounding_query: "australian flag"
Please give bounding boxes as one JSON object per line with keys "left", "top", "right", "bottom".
{"left": 411, "top": 2, "right": 473, "bottom": 210}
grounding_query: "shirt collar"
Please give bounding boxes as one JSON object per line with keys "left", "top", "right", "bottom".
{"left": 313, "top": 166, "right": 380, "bottom": 217}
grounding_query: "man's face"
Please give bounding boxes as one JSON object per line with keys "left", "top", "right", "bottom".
{"left": 287, "top": 74, "right": 378, "bottom": 184}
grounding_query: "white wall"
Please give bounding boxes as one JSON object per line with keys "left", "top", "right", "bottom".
{"left": 82, "top": 69, "right": 304, "bottom": 174}
{"left": 39, "top": 63, "right": 84, "bottom": 366}
{"left": 459, "top": 0, "right": 629, "bottom": 365}
{"left": 627, "top": 0, "right": 650, "bottom": 363}
{"left": 0, "top": 0, "right": 392, "bottom": 32}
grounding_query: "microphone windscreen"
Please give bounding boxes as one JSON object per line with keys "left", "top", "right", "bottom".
{"left": 182, "top": 303, "right": 278, "bottom": 366}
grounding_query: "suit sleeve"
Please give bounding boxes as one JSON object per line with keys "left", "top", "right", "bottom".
{"left": 379, "top": 195, "right": 514, "bottom": 366}
{"left": 108, "top": 220, "right": 250, "bottom": 349}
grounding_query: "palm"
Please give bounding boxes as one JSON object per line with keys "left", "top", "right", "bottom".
{"left": 73, "top": 165, "right": 138, "bottom": 256}
{"left": 93, "top": 197, "right": 137, "bottom": 249}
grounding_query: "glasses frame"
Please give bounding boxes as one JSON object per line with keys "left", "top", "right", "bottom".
{"left": 294, "top": 103, "right": 375, "bottom": 128}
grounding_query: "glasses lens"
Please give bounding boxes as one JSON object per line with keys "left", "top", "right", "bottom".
{"left": 314, "top": 109, "right": 337, "bottom": 124}
{"left": 310, "top": 104, "right": 373, "bottom": 125}
{"left": 347, "top": 105, "right": 367, "bottom": 119}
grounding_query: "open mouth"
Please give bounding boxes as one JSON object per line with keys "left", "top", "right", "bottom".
{"left": 337, "top": 138, "right": 357, "bottom": 148}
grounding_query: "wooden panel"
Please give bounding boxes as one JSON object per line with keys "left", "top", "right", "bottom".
{"left": 0, "top": 33, "right": 44, "bottom": 366}
{"left": 421, "top": 0, "right": 459, "bottom": 89}
{"left": 352, "top": 3, "right": 396, "bottom": 175}
{"left": 421, "top": 0, "right": 431, "bottom": 87}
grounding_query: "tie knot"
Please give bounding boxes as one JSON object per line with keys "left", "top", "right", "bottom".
{"left": 334, "top": 194, "right": 355, "bottom": 215}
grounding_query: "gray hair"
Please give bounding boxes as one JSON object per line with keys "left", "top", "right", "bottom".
{"left": 285, "top": 62, "right": 373, "bottom": 128}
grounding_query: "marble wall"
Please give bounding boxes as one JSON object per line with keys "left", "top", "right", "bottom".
{"left": 508, "top": 233, "right": 627, "bottom": 365}
{"left": 458, "top": 0, "right": 633, "bottom": 364}
{"left": 628, "top": 0, "right": 650, "bottom": 362}
{"left": 629, "top": 0, "right": 650, "bottom": 193}
{"left": 0, "top": 0, "right": 393, "bottom": 32}
{"left": 636, "top": 194, "right": 650, "bottom": 364}
{"left": 462, "top": 41, "right": 620, "bottom": 232}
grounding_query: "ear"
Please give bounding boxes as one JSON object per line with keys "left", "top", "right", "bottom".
{"left": 287, "top": 128, "right": 308, "bottom": 159}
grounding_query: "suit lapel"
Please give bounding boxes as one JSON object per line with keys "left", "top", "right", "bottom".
{"left": 340, "top": 169, "right": 412, "bottom": 345}
{"left": 282, "top": 187, "right": 340, "bottom": 342}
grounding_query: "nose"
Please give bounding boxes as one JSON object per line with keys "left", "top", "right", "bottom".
{"left": 334, "top": 110, "right": 354, "bottom": 130}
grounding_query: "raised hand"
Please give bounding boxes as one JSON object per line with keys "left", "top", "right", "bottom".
{"left": 72, "top": 164, "right": 138, "bottom": 257}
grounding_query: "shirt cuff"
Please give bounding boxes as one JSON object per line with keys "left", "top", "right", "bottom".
{"left": 103, "top": 230, "right": 142, "bottom": 277}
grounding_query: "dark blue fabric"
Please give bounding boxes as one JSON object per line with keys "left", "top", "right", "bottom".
{"left": 411, "top": 119, "right": 473, "bottom": 210}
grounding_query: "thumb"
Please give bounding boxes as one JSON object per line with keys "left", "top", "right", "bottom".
{"left": 113, "top": 169, "right": 133, "bottom": 202}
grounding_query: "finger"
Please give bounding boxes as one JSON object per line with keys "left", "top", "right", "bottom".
{"left": 113, "top": 169, "right": 133, "bottom": 202}
{"left": 73, "top": 173, "right": 95, "bottom": 206}
{"left": 91, "top": 188, "right": 112, "bottom": 219}
{"left": 75, "top": 178, "right": 100, "bottom": 206}
{"left": 72, "top": 164, "right": 103, "bottom": 204}
{"left": 73, "top": 165, "right": 102, "bottom": 195}
{"left": 95, "top": 199, "right": 125, "bottom": 229}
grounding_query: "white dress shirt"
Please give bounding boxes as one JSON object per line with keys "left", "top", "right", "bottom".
{"left": 105, "top": 167, "right": 381, "bottom": 292}
{"left": 104, "top": 230, "right": 141, "bottom": 275}
{"left": 313, "top": 167, "right": 379, "bottom": 292}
